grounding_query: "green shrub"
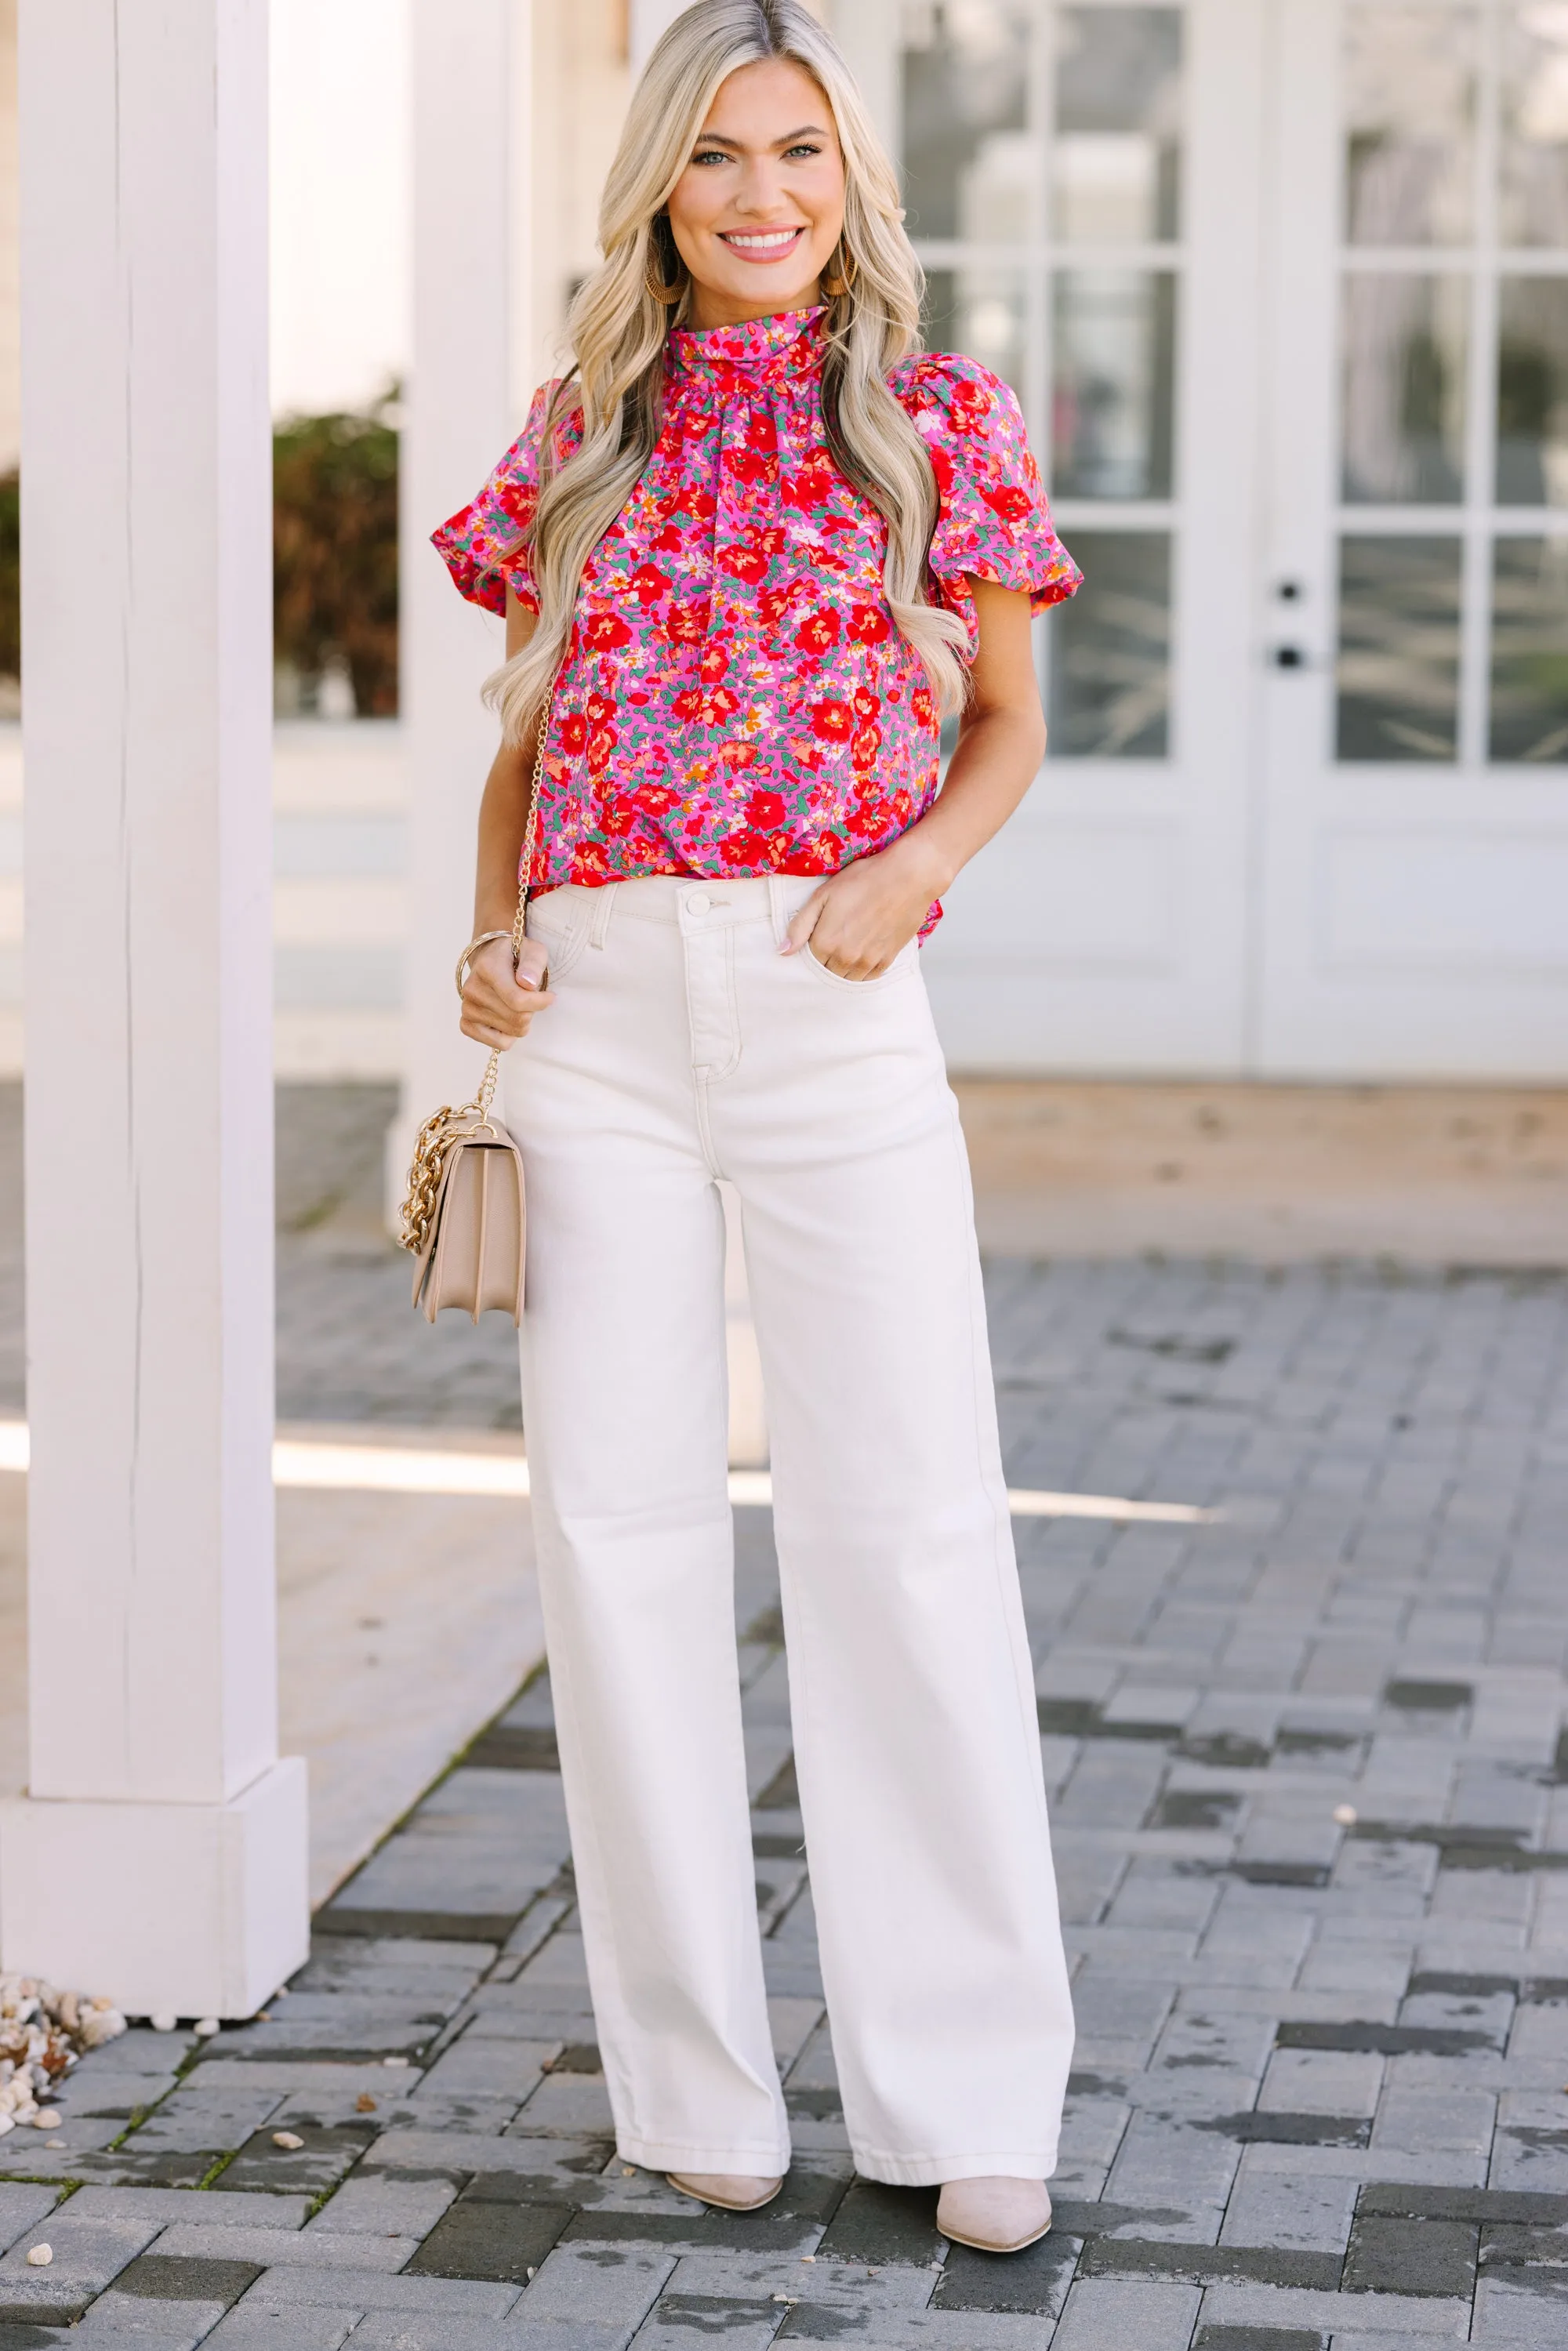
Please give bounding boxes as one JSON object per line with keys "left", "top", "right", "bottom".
{"left": 0, "top": 473, "right": 17, "bottom": 683}
{"left": 0, "top": 401, "right": 400, "bottom": 713}
{"left": 273, "top": 396, "right": 399, "bottom": 716}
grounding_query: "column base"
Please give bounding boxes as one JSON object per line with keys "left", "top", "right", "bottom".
{"left": 0, "top": 1756, "right": 309, "bottom": 2019}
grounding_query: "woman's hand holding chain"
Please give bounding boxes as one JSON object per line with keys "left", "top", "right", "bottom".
{"left": 459, "top": 935, "right": 554, "bottom": 1051}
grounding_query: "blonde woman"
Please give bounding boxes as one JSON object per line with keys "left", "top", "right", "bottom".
{"left": 434, "top": 0, "right": 1080, "bottom": 2255}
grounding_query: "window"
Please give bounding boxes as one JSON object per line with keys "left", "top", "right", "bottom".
{"left": 898, "top": 2, "right": 1187, "bottom": 758}
{"left": 1335, "top": 3, "right": 1568, "bottom": 765}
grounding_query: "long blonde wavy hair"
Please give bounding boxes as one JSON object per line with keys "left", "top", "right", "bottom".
{"left": 485, "top": 0, "right": 970, "bottom": 745}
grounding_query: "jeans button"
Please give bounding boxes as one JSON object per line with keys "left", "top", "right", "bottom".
{"left": 687, "top": 891, "right": 711, "bottom": 916}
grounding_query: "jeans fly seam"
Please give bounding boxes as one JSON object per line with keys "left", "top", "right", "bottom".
{"left": 691, "top": 1068, "right": 724, "bottom": 1182}
{"left": 710, "top": 926, "right": 742, "bottom": 1083}
{"left": 589, "top": 880, "right": 619, "bottom": 948}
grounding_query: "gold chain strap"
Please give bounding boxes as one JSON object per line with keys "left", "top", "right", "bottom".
{"left": 397, "top": 683, "right": 556, "bottom": 1256}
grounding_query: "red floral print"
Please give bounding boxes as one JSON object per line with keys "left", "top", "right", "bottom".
{"left": 431, "top": 307, "right": 1080, "bottom": 930}
{"left": 810, "top": 698, "right": 854, "bottom": 742}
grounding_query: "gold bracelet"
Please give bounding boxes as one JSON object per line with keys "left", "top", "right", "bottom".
{"left": 455, "top": 931, "right": 513, "bottom": 1000}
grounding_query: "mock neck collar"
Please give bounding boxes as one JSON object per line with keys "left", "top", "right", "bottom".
{"left": 669, "top": 306, "right": 826, "bottom": 386}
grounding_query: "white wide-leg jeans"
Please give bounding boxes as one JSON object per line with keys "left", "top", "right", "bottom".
{"left": 500, "top": 873, "right": 1073, "bottom": 2186}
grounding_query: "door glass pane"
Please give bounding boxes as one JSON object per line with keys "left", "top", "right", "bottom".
{"left": 1491, "top": 536, "right": 1568, "bottom": 760}
{"left": 1497, "top": 277, "right": 1568, "bottom": 503}
{"left": 1052, "top": 270, "right": 1177, "bottom": 496}
{"left": 1341, "top": 274, "right": 1468, "bottom": 502}
{"left": 1501, "top": 3, "right": 1568, "bottom": 246}
{"left": 1344, "top": 5, "right": 1476, "bottom": 245}
{"left": 900, "top": 1, "right": 1033, "bottom": 241}
{"left": 1053, "top": 7, "right": 1184, "bottom": 243}
{"left": 1337, "top": 535, "right": 1462, "bottom": 760}
{"left": 1047, "top": 532, "right": 1171, "bottom": 756}
{"left": 922, "top": 267, "right": 1028, "bottom": 405}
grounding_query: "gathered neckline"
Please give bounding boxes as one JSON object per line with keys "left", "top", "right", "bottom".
{"left": 667, "top": 305, "right": 826, "bottom": 386}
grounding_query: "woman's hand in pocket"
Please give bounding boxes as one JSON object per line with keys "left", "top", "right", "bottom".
{"left": 781, "top": 830, "right": 949, "bottom": 980}
{"left": 459, "top": 936, "right": 555, "bottom": 1049}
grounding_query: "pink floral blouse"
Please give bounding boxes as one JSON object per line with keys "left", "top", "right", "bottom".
{"left": 433, "top": 307, "right": 1080, "bottom": 914}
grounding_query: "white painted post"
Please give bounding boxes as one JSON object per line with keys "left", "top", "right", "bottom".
{"left": 0, "top": 0, "right": 308, "bottom": 2018}
{"left": 823, "top": 2, "right": 896, "bottom": 148}
{"left": 629, "top": 0, "right": 688, "bottom": 71}
{"left": 0, "top": 0, "right": 19, "bottom": 474}
{"left": 389, "top": 0, "right": 519, "bottom": 1206}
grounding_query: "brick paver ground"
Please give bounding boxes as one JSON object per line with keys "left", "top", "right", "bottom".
{"left": 3, "top": 1093, "right": 1568, "bottom": 2344}
{"left": 0, "top": 1084, "right": 529, "bottom": 1425}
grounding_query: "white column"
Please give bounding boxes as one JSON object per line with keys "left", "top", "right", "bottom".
{"left": 629, "top": 0, "right": 687, "bottom": 71}
{"left": 389, "top": 0, "right": 518, "bottom": 1205}
{"left": 0, "top": 1, "right": 19, "bottom": 473}
{"left": 823, "top": 2, "right": 897, "bottom": 149}
{"left": 0, "top": 0, "right": 307, "bottom": 2019}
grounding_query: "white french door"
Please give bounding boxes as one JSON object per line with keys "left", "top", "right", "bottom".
{"left": 833, "top": 0, "right": 1568, "bottom": 1079}
{"left": 1257, "top": 0, "right": 1568, "bottom": 1076}
{"left": 837, "top": 0, "right": 1270, "bottom": 1073}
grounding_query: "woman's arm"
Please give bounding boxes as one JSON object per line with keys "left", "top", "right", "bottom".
{"left": 459, "top": 593, "right": 556, "bottom": 1049}
{"left": 783, "top": 576, "right": 1045, "bottom": 979}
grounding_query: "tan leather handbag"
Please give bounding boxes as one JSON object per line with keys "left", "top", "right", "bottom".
{"left": 397, "top": 691, "right": 553, "bottom": 1324}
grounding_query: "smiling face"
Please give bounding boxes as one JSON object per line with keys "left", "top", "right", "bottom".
{"left": 663, "top": 57, "right": 847, "bottom": 331}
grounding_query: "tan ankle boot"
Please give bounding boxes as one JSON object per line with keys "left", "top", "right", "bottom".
{"left": 936, "top": 2177, "right": 1052, "bottom": 2252}
{"left": 667, "top": 2171, "right": 783, "bottom": 2212}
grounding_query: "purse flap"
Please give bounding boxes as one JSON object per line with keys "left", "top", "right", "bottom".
{"left": 412, "top": 1119, "right": 527, "bottom": 1318}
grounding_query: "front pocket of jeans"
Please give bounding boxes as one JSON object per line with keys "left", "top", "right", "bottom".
{"left": 524, "top": 902, "right": 589, "bottom": 980}
{"left": 802, "top": 938, "right": 918, "bottom": 992}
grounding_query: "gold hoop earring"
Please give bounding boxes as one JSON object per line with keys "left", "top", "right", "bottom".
{"left": 822, "top": 243, "right": 857, "bottom": 298}
{"left": 645, "top": 213, "right": 687, "bottom": 306}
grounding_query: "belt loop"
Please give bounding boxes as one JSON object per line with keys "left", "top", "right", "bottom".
{"left": 768, "top": 876, "right": 789, "bottom": 948}
{"left": 590, "top": 881, "right": 618, "bottom": 949}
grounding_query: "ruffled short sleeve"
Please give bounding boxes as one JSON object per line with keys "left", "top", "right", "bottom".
{"left": 430, "top": 379, "right": 579, "bottom": 617}
{"left": 891, "top": 354, "right": 1081, "bottom": 651}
